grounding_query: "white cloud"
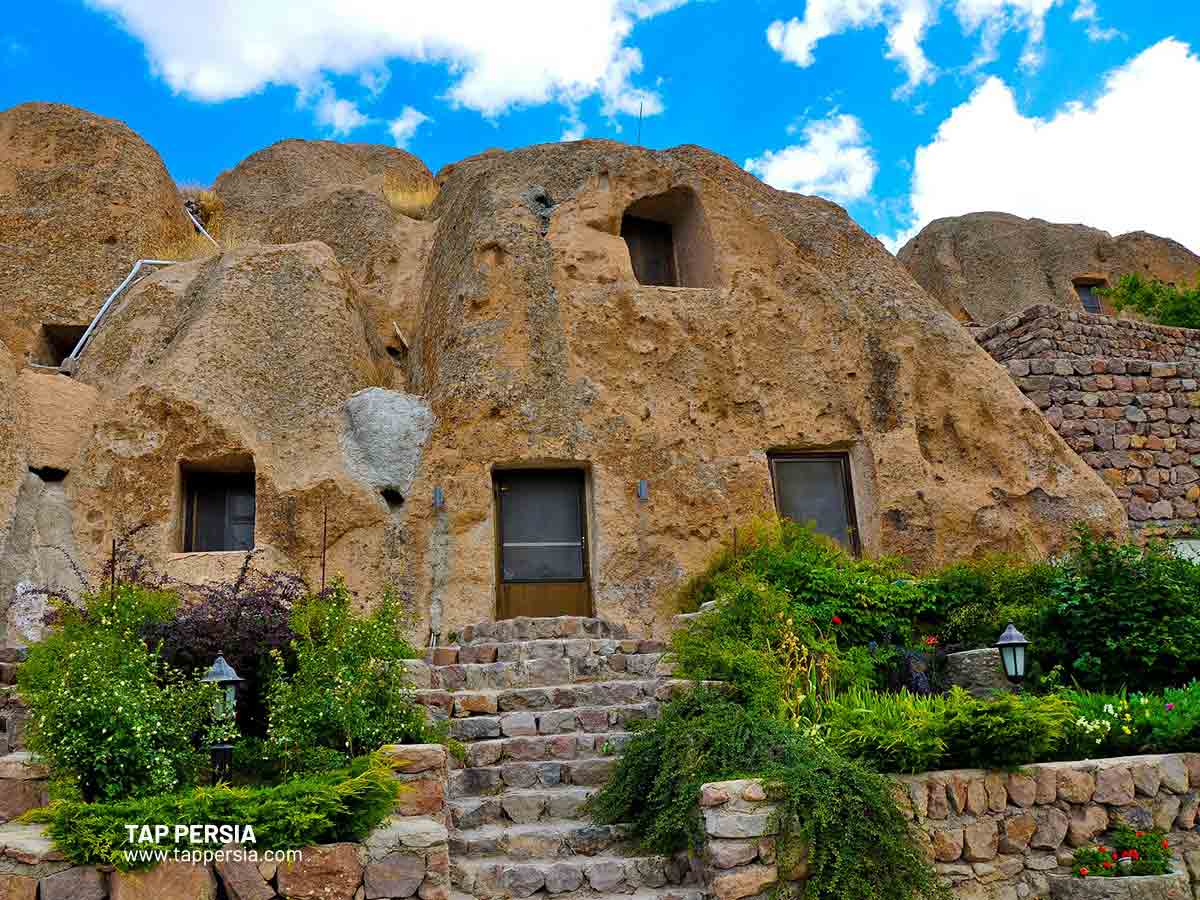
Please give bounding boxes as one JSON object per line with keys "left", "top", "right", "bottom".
{"left": 1072, "top": 0, "right": 1121, "bottom": 42}
{"left": 388, "top": 106, "right": 430, "bottom": 148}
{"left": 359, "top": 67, "right": 392, "bottom": 99}
{"left": 744, "top": 113, "right": 878, "bottom": 203}
{"left": 312, "top": 84, "right": 371, "bottom": 136}
{"left": 85, "top": 0, "right": 683, "bottom": 129}
{"left": 766, "top": 0, "right": 1065, "bottom": 95}
{"left": 880, "top": 39, "right": 1200, "bottom": 254}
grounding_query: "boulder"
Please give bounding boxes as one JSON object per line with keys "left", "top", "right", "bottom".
{"left": 898, "top": 212, "right": 1200, "bottom": 325}
{"left": 0, "top": 102, "right": 192, "bottom": 364}
{"left": 38, "top": 866, "right": 106, "bottom": 900}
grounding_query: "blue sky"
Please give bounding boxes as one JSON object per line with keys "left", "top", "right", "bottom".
{"left": 2, "top": 1, "right": 1198, "bottom": 251}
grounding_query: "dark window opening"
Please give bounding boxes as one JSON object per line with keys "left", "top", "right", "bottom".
{"left": 1074, "top": 280, "right": 1106, "bottom": 314}
{"left": 182, "top": 465, "right": 255, "bottom": 552}
{"left": 29, "top": 466, "right": 67, "bottom": 483}
{"left": 620, "top": 187, "right": 716, "bottom": 288}
{"left": 622, "top": 216, "right": 678, "bottom": 286}
{"left": 34, "top": 324, "right": 88, "bottom": 367}
{"left": 769, "top": 453, "right": 860, "bottom": 554}
{"left": 381, "top": 488, "right": 404, "bottom": 510}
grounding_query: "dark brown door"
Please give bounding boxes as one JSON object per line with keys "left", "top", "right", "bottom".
{"left": 495, "top": 469, "right": 592, "bottom": 619}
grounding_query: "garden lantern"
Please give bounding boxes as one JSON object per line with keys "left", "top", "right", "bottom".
{"left": 996, "top": 624, "right": 1030, "bottom": 685}
{"left": 202, "top": 654, "right": 244, "bottom": 784}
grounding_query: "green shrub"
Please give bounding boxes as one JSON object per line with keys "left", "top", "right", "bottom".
{"left": 18, "top": 584, "right": 216, "bottom": 801}
{"left": 24, "top": 754, "right": 398, "bottom": 869}
{"left": 821, "top": 687, "right": 948, "bottom": 773}
{"left": 1039, "top": 528, "right": 1200, "bottom": 691}
{"left": 924, "top": 554, "right": 1056, "bottom": 649}
{"left": 265, "top": 581, "right": 439, "bottom": 773}
{"left": 822, "top": 687, "right": 1070, "bottom": 772}
{"left": 590, "top": 688, "right": 949, "bottom": 900}
{"left": 941, "top": 688, "right": 1071, "bottom": 770}
{"left": 1101, "top": 273, "right": 1200, "bottom": 330}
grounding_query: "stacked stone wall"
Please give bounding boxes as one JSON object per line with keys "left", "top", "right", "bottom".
{"left": 0, "top": 744, "right": 451, "bottom": 900}
{"left": 972, "top": 307, "right": 1200, "bottom": 533}
{"left": 699, "top": 754, "right": 1200, "bottom": 900}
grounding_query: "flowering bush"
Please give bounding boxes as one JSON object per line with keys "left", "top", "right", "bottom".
{"left": 1072, "top": 827, "right": 1172, "bottom": 877}
{"left": 18, "top": 584, "right": 217, "bottom": 801}
{"left": 265, "top": 580, "right": 442, "bottom": 773}
{"left": 1062, "top": 683, "right": 1200, "bottom": 758}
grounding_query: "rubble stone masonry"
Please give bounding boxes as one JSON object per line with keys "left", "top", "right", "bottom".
{"left": 973, "top": 306, "right": 1200, "bottom": 534}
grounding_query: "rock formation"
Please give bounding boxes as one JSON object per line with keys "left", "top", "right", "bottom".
{"left": 898, "top": 212, "right": 1200, "bottom": 326}
{"left": 0, "top": 103, "right": 1128, "bottom": 646}
{"left": 0, "top": 102, "right": 192, "bottom": 364}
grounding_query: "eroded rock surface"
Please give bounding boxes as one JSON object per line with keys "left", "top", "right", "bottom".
{"left": 898, "top": 212, "right": 1200, "bottom": 326}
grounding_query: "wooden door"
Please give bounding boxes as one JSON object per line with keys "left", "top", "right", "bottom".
{"left": 495, "top": 470, "right": 592, "bottom": 619}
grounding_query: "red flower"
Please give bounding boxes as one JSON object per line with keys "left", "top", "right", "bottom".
{"left": 923, "top": 635, "right": 939, "bottom": 647}
{"left": 1162, "top": 839, "right": 1170, "bottom": 849}
{"left": 1136, "top": 831, "right": 1145, "bottom": 837}
{"left": 1131, "top": 850, "right": 1140, "bottom": 860}
{"left": 1079, "top": 867, "right": 1089, "bottom": 876}
{"left": 1112, "top": 852, "right": 1119, "bottom": 860}
{"left": 831, "top": 616, "right": 842, "bottom": 625}
{"left": 1103, "top": 862, "right": 1113, "bottom": 870}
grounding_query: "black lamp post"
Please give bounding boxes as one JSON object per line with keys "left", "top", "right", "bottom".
{"left": 996, "top": 624, "right": 1030, "bottom": 687}
{"left": 202, "top": 654, "right": 244, "bottom": 784}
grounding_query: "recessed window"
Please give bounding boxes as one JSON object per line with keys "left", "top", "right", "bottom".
{"left": 181, "top": 464, "right": 255, "bottom": 552}
{"left": 620, "top": 187, "right": 716, "bottom": 288}
{"left": 769, "top": 453, "right": 860, "bottom": 554}
{"left": 34, "top": 324, "right": 88, "bottom": 367}
{"left": 1073, "top": 279, "right": 1106, "bottom": 314}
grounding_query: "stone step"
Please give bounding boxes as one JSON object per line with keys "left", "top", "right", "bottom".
{"left": 423, "top": 655, "right": 669, "bottom": 694}
{"left": 450, "top": 787, "right": 598, "bottom": 829}
{"left": 427, "top": 638, "right": 668, "bottom": 667}
{"left": 453, "top": 853, "right": 690, "bottom": 898}
{"left": 449, "top": 821, "right": 630, "bottom": 860}
{"left": 441, "top": 701, "right": 661, "bottom": 743}
{"left": 460, "top": 732, "right": 634, "bottom": 768}
{"left": 449, "top": 756, "right": 620, "bottom": 798}
{"left": 457, "top": 617, "right": 630, "bottom": 647}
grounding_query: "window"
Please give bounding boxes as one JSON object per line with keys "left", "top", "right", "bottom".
{"left": 620, "top": 187, "right": 716, "bottom": 288}
{"left": 769, "top": 453, "right": 859, "bottom": 553}
{"left": 1074, "top": 280, "right": 1105, "bottom": 314}
{"left": 34, "top": 324, "right": 88, "bottom": 367}
{"left": 181, "top": 466, "right": 255, "bottom": 552}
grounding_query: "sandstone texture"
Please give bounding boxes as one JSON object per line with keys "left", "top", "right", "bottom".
{"left": 0, "top": 102, "right": 192, "bottom": 364}
{"left": 899, "top": 212, "right": 1200, "bottom": 326}
{"left": 0, "top": 104, "right": 1128, "bottom": 644}
{"left": 213, "top": 138, "right": 438, "bottom": 356}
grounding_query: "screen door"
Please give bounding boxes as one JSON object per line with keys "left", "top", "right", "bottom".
{"left": 769, "top": 454, "right": 859, "bottom": 554}
{"left": 495, "top": 469, "right": 592, "bottom": 619}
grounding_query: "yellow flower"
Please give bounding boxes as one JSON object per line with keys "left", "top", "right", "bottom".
{"left": 1122, "top": 726, "right": 1132, "bottom": 735}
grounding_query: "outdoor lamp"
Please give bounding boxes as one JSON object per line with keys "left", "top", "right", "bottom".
{"left": 996, "top": 624, "right": 1030, "bottom": 685}
{"left": 202, "top": 654, "right": 244, "bottom": 784}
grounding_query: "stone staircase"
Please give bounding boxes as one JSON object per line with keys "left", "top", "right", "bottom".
{"left": 411, "top": 616, "right": 702, "bottom": 900}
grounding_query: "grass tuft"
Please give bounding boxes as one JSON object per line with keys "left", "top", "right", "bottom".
{"left": 383, "top": 176, "right": 438, "bottom": 220}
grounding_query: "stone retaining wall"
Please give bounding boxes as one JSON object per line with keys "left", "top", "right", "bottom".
{"left": 699, "top": 753, "right": 1200, "bottom": 900}
{"left": 969, "top": 306, "right": 1200, "bottom": 533}
{"left": 974, "top": 306, "right": 1200, "bottom": 364}
{"left": 0, "top": 744, "right": 451, "bottom": 900}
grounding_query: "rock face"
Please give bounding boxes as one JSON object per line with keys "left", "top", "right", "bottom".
{"left": 400, "top": 141, "right": 1124, "bottom": 633}
{"left": 0, "top": 105, "right": 1128, "bottom": 643}
{"left": 0, "top": 102, "right": 192, "bottom": 364}
{"left": 898, "top": 212, "right": 1200, "bottom": 326}
{"left": 214, "top": 139, "right": 437, "bottom": 356}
